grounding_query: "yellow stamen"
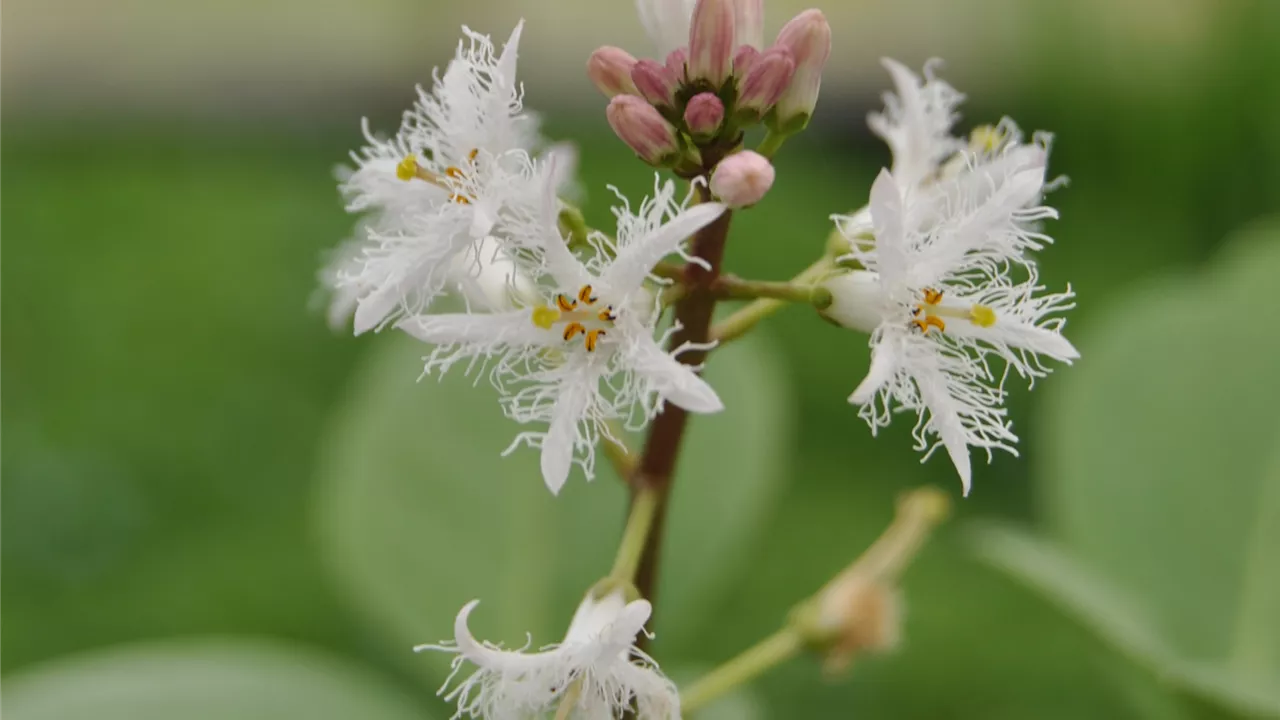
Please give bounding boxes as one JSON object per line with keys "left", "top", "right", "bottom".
{"left": 585, "top": 329, "right": 605, "bottom": 352}
{"left": 969, "top": 304, "right": 997, "bottom": 328}
{"left": 910, "top": 287, "right": 998, "bottom": 334}
{"left": 563, "top": 322, "right": 586, "bottom": 342}
{"left": 531, "top": 306, "right": 561, "bottom": 329}
{"left": 555, "top": 294, "right": 578, "bottom": 312}
{"left": 577, "top": 285, "right": 597, "bottom": 304}
{"left": 597, "top": 306, "right": 616, "bottom": 322}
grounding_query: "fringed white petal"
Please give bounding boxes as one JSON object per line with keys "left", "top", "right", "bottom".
{"left": 850, "top": 336, "right": 900, "bottom": 405}
{"left": 541, "top": 382, "right": 593, "bottom": 494}
{"left": 629, "top": 335, "right": 724, "bottom": 413}
{"left": 602, "top": 201, "right": 726, "bottom": 296}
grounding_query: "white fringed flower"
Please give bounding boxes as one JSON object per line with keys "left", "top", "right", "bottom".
{"left": 824, "top": 168, "right": 1078, "bottom": 494}
{"left": 416, "top": 591, "right": 680, "bottom": 719}
{"left": 329, "top": 21, "right": 563, "bottom": 334}
{"left": 863, "top": 58, "right": 1057, "bottom": 223}
{"left": 399, "top": 177, "right": 725, "bottom": 494}
{"left": 867, "top": 58, "right": 966, "bottom": 191}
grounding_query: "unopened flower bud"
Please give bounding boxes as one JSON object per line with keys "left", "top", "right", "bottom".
{"left": 817, "top": 581, "right": 901, "bottom": 676}
{"left": 587, "top": 46, "right": 640, "bottom": 98}
{"left": 734, "top": 0, "right": 765, "bottom": 50}
{"left": 710, "top": 150, "right": 774, "bottom": 207}
{"left": 770, "top": 9, "right": 831, "bottom": 133}
{"left": 665, "top": 47, "right": 689, "bottom": 80}
{"left": 793, "top": 488, "right": 949, "bottom": 675}
{"left": 820, "top": 270, "right": 882, "bottom": 334}
{"left": 733, "top": 45, "right": 760, "bottom": 76}
{"left": 607, "top": 95, "right": 681, "bottom": 166}
{"left": 632, "top": 59, "right": 679, "bottom": 108}
{"left": 688, "top": 0, "right": 736, "bottom": 87}
{"left": 738, "top": 46, "right": 795, "bottom": 119}
{"left": 684, "top": 92, "right": 725, "bottom": 139}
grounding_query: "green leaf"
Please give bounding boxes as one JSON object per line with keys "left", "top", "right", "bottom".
{"left": 3, "top": 639, "right": 430, "bottom": 720}
{"left": 314, "top": 331, "right": 790, "bottom": 675}
{"left": 969, "top": 524, "right": 1169, "bottom": 666}
{"left": 975, "top": 224, "right": 1280, "bottom": 716}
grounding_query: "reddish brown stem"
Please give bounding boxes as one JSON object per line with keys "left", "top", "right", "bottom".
{"left": 631, "top": 181, "right": 734, "bottom": 623}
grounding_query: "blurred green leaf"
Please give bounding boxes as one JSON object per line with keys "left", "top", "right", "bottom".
{"left": 3, "top": 639, "right": 430, "bottom": 720}
{"left": 314, "top": 330, "right": 790, "bottom": 675}
{"left": 970, "top": 524, "right": 1169, "bottom": 665}
{"left": 975, "top": 224, "right": 1280, "bottom": 716}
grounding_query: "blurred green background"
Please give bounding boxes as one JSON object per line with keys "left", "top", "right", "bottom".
{"left": 4, "top": 0, "right": 1279, "bottom": 717}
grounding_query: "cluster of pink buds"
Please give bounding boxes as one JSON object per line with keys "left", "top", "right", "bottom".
{"left": 589, "top": 0, "right": 831, "bottom": 183}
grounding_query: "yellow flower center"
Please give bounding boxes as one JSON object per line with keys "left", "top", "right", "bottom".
{"left": 396, "top": 148, "right": 478, "bottom": 205}
{"left": 530, "top": 285, "right": 618, "bottom": 352}
{"left": 910, "top": 288, "right": 997, "bottom": 334}
{"left": 969, "top": 124, "right": 1007, "bottom": 154}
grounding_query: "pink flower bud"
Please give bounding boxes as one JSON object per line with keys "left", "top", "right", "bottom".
{"left": 665, "top": 47, "right": 689, "bottom": 80}
{"left": 684, "top": 92, "right": 725, "bottom": 138}
{"left": 688, "top": 0, "right": 735, "bottom": 87}
{"left": 738, "top": 46, "right": 795, "bottom": 117}
{"left": 607, "top": 95, "right": 681, "bottom": 166}
{"left": 733, "top": 45, "right": 760, "bottom": 76}
{"left": 771, "top": 9, "right": 831, "bottom": 132}
{"left": 710, "top": 150, "right": 775, "bottom": 207}
{"left": 632, "top": 59, "right": 679, "bottom": 108}
{"left": 587, "top": 46, "right": 640, "bottom": 98}
{"left": 734, "top": 0, "right": 765, "bottom": 50}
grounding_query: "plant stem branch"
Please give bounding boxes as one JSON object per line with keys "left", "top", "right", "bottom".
{"left": 610, "top": 485, "right": 661, "bottom": 582}
{"left": 558, "top": 205, "right": 591, "bottom": 249}
{"left": 680, "top": 629, "right": 805, "bottom": 714}
{"left": 631, "top": 183, "right": 734, "bottom": 617}
{"left": 553, "top": 679, "right": 584, "bottom": 720}
{"left": 602, "top": 423, "right": 637, "bottom": 482}
{"left": 712, "top": 276, "right": 833, "bottom": 306}
{"left": 757, "top": 129, "right": 789, "bottom": 159}
{"left": 710, "top": 256, "right": 836, "bottom": 344}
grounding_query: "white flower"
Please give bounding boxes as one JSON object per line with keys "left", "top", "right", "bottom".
{"left": 398, "top": 177, "right": 725, "bottom": 493}
{"left": 636, "top": 0, "right": 697, "bottom": 57}
{"left": 867, "top": 58, "right": 966, "bottom": 191}
{"left": 825, "top": 168, "right": 1078, "bottom": 494}
{"left": 866, "top": 58, "right": 1058, "bottom": 207}
{"left": 329, "top": 21, "right": 563, "bottom": 334}
{"left": 416, "top": 591, "right": 680, "bottom": 719}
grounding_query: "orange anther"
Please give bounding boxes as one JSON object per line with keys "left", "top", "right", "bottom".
{"left": 911, "top": 315, "right": 946, "bottom": 334}
{"left": 563, "top": 322, "right": 586, "bottom": 342}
